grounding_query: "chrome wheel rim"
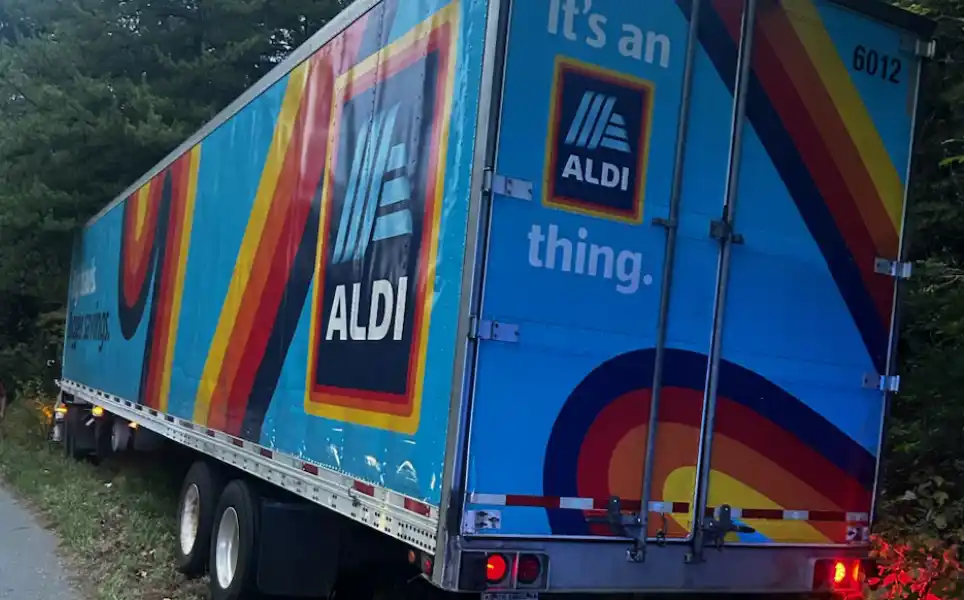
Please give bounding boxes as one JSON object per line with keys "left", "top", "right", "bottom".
{"left": 215, "top": 507, "right": 240, "bottom": 589}
{"left": 178, "top": 483, "right": 200, "bottom": 556}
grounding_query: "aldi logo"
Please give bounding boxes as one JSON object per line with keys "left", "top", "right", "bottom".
{"left": 305, "top": 4, "right": 458, "bottom": 434}
{"left": 543, "top": 57, "right": 654, "bottom": 224}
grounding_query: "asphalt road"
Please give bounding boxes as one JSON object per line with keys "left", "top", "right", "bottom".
{"left": 0, "top": 484, "right": 78, "bottom": 600}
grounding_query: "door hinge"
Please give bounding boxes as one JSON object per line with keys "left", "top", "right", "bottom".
{"left": 901, "top": 37, "right": 936, "bottom": 59}
{"left": 482, "top": 169, "right": 533, "bottom": 201}
{"left": 862, "top": 373, "right": 900, "bottom": 393}
{"left": 469, "top": 317, "right": 520, "bottom": 343}
{"left": 709, "top": 219, "right": 744, "bottom": 244}
{"left": 874, "top": 257, "right": 913, "bottom": 280}
{"left": 915, "top": 39, "right": 936, "bottom": 58}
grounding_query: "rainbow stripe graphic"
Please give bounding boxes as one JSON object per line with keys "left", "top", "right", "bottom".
{"left": 117, "top": 147, "right": 201, "bottom": 412}
{"left": 188, "top": 17, "right": 378, "bottom": 438}
{"left": 544, "top": 348, "right": 874, "bottom": 544}
{"left": 680, "top": 0, "right": 905, "bottom": 373}
{"left": 303, "top": 4, "right": 458, "bottom": 434}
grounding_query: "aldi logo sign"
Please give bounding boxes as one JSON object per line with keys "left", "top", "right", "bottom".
{"left": 305, "top": 5, "right": 457, "bottom": 434}
{"left": 543, "top": 56, "right": 654, "bottom": 224}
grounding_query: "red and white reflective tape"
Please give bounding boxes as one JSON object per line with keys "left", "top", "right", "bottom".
{"left": 468, "top": 493, "right": 869, "bottom": 523}
{"left": 60, "top": 380, "right": 438, "bottom": 522}
{"left": 468, "top": 493, "right": 686, "bottom": 514}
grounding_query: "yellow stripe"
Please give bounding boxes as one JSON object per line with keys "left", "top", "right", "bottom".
{"left": 134, "top": 181, "right": 152, "bottom": 239}
{"left": 159, "top": 146, "right": 202, "bottom": 413}
{"left": 781, "top": 0, "right": 904, "bottom": 229}
{"left": 665, "top": 467, "right": 831, "bottom": 543}
{"left": 303, "top": 2, "right": 460, "bottom": 433}
{"left": 193, "top": 63, "right": 311, "bottom": 424}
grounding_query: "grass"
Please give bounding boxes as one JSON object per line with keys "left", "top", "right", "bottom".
{"left": 0, "top": 395, "right": 206, "bottom": 600}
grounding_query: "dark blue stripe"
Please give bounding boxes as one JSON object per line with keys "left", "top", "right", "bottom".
{"left": 679, "top": 0, "right": 887, "bottom": 373}
{"left": 543, "top": 348, "right": 875, "bottom": 535}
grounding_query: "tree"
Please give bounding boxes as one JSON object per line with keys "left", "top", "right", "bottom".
{"left": 0, "top": 0, "right": 348, "bottom": 386}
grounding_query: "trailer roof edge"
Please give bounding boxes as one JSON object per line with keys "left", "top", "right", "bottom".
{"left": 84, "top": 0, "right": 383, "bottom": 229}
{"left": 831, "top": 0, "right": 937, "bottom": 39}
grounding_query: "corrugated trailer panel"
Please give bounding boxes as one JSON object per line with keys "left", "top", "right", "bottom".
{"left": 63, "top": 0, "right": 489, "bottom": 513}
{"left": 462, "top": 0, "right": 925, "bottom": 549}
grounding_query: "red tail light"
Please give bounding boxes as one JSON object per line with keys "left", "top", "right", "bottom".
{"left": 486, "top": 553, "right": 508, "bottom": 584}
{"left": 457, "top": 550, "right": 549, "bottom": 592}
{"left": 833, "top": 561, "right": 848, "bottom": 585}
{"left": 814, "top": 558, "right": 865, "bottom": 593}
{"left": 517, "top": 554, "right": 542, "bottom": 585}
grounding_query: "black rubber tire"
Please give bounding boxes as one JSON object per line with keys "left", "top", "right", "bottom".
{"left": 94, "top": 415, "right": 114, "bottom": 459}
{"left": 176, "top": 461, "right": 227, "bottom": 577}
{"left": 209, "top": 479, "right": 260, "bottom": 600}
{"left": 61, "top": 410, "right": 73, "bottom": 458}
{"left": 63, "top": 405, "right": 88, "bottom": 460}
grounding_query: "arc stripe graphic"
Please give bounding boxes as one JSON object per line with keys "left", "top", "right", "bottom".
{"left": 158, "top": 148, "right": 202, "bottom": 412}
{"left": 134, "top": 149, "right": 202, "bottom": 410}
{"left": 677, "top": 0, "right": 906, "bottom": 372}
{"left": 184, "top": 10, "right": 371, "bottom": 437}
{"left": 193, "top": 62, "right": 312, "bottom": 428}
{"left": 780, "top": 0, "right": 904, "bottom": 229}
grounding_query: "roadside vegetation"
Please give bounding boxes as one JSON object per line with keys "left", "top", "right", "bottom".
{"left": 0, "top": 1, "right": 962, "bottom": 599}
{"left": 0, "top": 390, "right": 205, "bottom": 600}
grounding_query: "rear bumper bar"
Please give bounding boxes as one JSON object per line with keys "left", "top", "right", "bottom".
{"left": 440, "top": 536, "right": 868, "bottom": 594}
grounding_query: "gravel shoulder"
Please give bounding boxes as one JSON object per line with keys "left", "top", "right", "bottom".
{"left": 0, "top": 484, "right": 79, "bottom": 600}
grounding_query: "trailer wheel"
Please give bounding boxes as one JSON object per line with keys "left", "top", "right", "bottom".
{"left": 209, "top": 479, "right": 260, "bottom": 600}
{"left": 63, "top": 405, "right": 92, "bottom": 460}
{"left": 176, "top": 461, "right": 226, "bottom": 577}
{"left": 94, "top": 415, "right": 114, "bottom": 458}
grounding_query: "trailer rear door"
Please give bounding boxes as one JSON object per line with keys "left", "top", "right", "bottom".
{"left": 685, "top": 0, "right": 924, "bottom": 548}
{"left": 462, "top": 0, "right": 926, "bottom": 549}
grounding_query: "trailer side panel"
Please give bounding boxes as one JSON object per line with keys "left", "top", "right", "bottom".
{"left": 63, "top": 0, "right": 490, "bottom": 512}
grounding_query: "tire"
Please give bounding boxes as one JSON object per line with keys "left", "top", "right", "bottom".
{"left": 62, "top": 409, "right": 73, "bottom": 458}
{"left": 209, "top": 479, "right": 261, "bottom": 600}
{"left": 94, "top": 415, "right": 114, "bottom": 459}
{"left": 63, "top": 405, "right": 89, "bottom": 460}
{"left": 176, "top": 461, "right": 227, "bottom": 577}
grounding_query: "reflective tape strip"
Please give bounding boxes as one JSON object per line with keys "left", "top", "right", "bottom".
{"left": 468, "top": 493, "right": 869, "bottom": 523}
{"left": 58, "top": 379, "right": 439, "bottom": 548}
{"left": 468, "top": 493, "right": 688, "bottom": 513}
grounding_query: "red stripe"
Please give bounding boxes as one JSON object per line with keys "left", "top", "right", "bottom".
{"left": 259, "top": 448, "right": 273, "bottom": 459}
{"left": 144, "top": 159, "right": 190, "bottom": 408}
{"left": 713, "top": 0, "right": 890, "bottom": 324}
{"left": 738, "top": 508, "right": 785, "bottom": 520}
{"left": 404, "top": 498, "right": 432, "bottom": 517}
{"left": 809, "top": 510, "right": 855, "bottom": 522}
{"left": 302, "top": 463, "right": 319, "bottom": 476}
{"left": 221, "top": 52, "right": 336, "bottom": 435}
{"left": 505, "top": 494, "right": 557, "bottom": 508}
{"left": 231, "top": 438, "right": 244, "bottom": 448}
{"left": 353, "top": 481, "right": 376, "bottom": 497}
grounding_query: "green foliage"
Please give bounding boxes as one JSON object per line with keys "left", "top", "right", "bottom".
{"left": 868, "top": 2, "right": 964, "bottom": 597}
{"left": 0, "top": 0, "right": 963, "bottom": 597}
{"left": 0, "top": 0, "right": 349, "bottom": 389}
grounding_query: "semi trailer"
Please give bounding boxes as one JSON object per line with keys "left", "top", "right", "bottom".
{"left": 54, "top": 0, "right": 935, "bottom": 598}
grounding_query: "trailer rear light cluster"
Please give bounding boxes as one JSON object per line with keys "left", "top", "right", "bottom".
{"left": 813, "top": 558, "right": 867, "bottom": 596}
{"left": 458, "top": 551, "right": 549, "bottom": 592}
{"left": 407, "top": 548, "right": 434, "bottom": 577}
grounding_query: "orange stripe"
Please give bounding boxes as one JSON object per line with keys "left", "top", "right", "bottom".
{"left": 146, "top": 165, "right": 188, "bottom": 407}
{"left": 158, "top": 147, "right": 201, "bottom": 413}
{"left": 781, "top": 0, "right": 904, "bottom": 230}
{"left": 206, "top": 137, "right": 299, "bottom": 430}
{"left": 193, "top": 62, "right": 311, "bottom": 426}
{"left": 759, "top": 7, "right": 898, "bottom": 257}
